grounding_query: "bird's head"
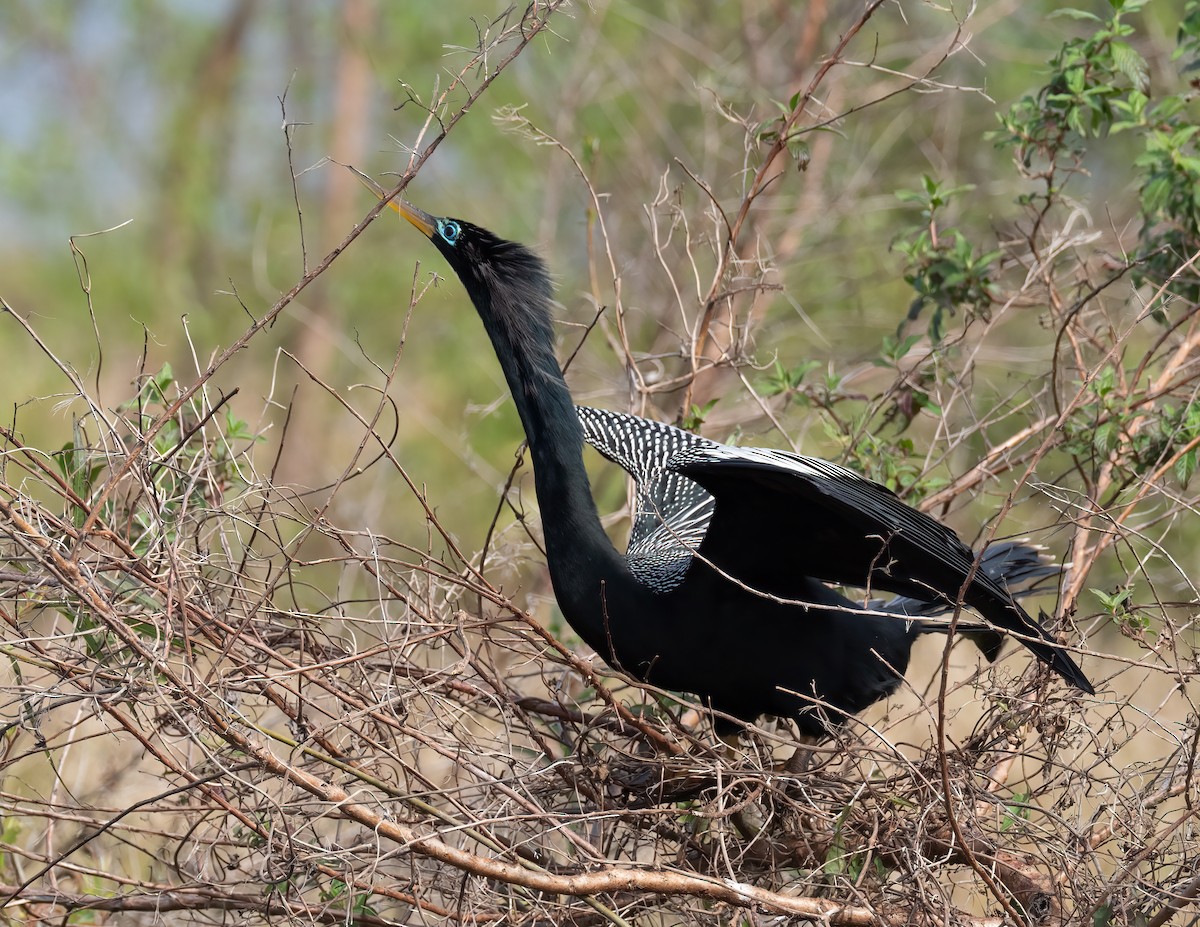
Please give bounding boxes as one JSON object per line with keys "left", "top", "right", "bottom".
{"left": 351, "top": 167, "right": 562, "bottom": 404}
{"left": 390, "top": 200, "right": 550, "bottom": 304}
{"left": 349, "top": 166, "right": 550, "bottom": 301}
{"left": 349, "top": 164, "right": 551, "bottom": 314}
{"left": 373, "top": 190, "right": 557, "bottom": 372}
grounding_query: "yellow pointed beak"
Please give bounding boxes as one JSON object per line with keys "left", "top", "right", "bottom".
{"left": 346, "top": 164, "right": 436, "bottom": 238}
{"left": 393, "top": 200, "right": 436, "bottom": 238}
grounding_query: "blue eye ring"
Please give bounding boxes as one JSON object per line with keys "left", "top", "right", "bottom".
{"left": 437, "top": 219, "right": 461, "bottom": 245}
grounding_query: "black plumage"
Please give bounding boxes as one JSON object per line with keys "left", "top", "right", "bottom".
{"left": 383, "top": 197, "right": 1093, "bottom": 738}
{"left": 577, "top": 405, "right": 1061, "bottom": 633}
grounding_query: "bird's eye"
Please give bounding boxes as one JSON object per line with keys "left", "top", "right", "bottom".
{"left": 437, "top": 220, "right": 461, "bottom": 245}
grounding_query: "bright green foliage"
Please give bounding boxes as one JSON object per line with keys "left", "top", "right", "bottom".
{"left": 320, "top": 879, "right": 377, "bottom": 918}
{"left": 1094, "top": 904, "right": 1150, "bottom": 927}
{"left": 999, "top": 790, "right": 1032, "bottom": 832}
{"left": 110, "top": 364, "right": 262, "bottom": 556}
{"left": 893, "top": 176, "right": 1000, "bottom": 341}
{"left": 839, "top": 431, "right": 949, "bottom": 501}
{"left": 1092, "top": 584, "right": 1134, "bottom": 616}
{"left": 1063, "top": 361, "right": 1200, "bottom": 488}
{"left": 56, "top": 429, "right": 106, "bottom": 530}
{"left": 680, "top": 398, "right": 720, "bottom": 431}
{"left": 1093, "top": 585, "right": 1156, "bottom": 639}
{"left": 760, "top": 358, "right": 821, "bottom": 407}
{"left": 996, "top": 1, "right": 1151, "bottom": 163}
{"left": 997, "top": 0, "right": 1200, "bottom": 309}
{"left": 761, "top": 331, "right": 948, "bottom": 501}
{"left": 43, "top": 363, "right": 262, "bottom": 652}
{"left": 1140, "top": 400, "right": 1200, "bottom": 485}
{"left": 756, "top": 90, "right": 816, "bottom": 172}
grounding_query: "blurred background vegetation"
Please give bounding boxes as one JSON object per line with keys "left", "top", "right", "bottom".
{"left": 6, "top": 0, "right": 1200, "bottom": 716}
{"left": 1, "top": 0, "right": 1182, "bottom": 544}
{"left": 3, "top": 2, "right": 1200, "bottom": 922}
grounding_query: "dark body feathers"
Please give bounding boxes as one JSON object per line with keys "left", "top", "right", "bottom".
{"left": 392, "top": 201, "right": 1092, "bottom": 738}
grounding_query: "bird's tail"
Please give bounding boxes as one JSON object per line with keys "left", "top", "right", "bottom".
{"left": 879, "top": 541, "right": 1063, "bottom": 661}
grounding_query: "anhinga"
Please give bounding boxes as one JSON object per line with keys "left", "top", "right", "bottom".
{"left": 378, "top": 194, "right": 1093, "bottom": 738}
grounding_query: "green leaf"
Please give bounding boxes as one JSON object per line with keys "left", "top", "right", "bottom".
{"left": 823, "top": 832, "right": 847, "bottom": 876}
{"left": 681, "top": 399, "right": 719, "bottom": 431}
{"left": 1092, "top": 586, "right": 1133, "bottom": 614}
{"left": 881, "top": 333, "right": 922, "bottom": 362}
{"left": 1, "top": 817, "right": 21, "bottom": 843}
{"left": 1048, "top": 7, "right": 1103, "bottom": 20}
{"left": 323, "top": 879, "right": 347, "bottom": 901}
{"left": 789, "top": 137, "right": 811, "bottom": 172}
{"left": 1000, "top": 790, "right": 1031, "bottom": 831}
{"left": 1067, "top": 105, "right": 1087, "bottom": 137}
{"left": 1094, "top": 421, "right": 1116, "bottom": 453}
{"left": 1111, "top": 40, "right": 1150, "bottom": 92}
{"left": 1175, "top": 449, "right": 1197, "bottom": 485}
{"left": 1142, "top": 175, "right": 1172, "bottom": 215}
{"left": 150, "top": 362, "right": 174, "bottom": 401}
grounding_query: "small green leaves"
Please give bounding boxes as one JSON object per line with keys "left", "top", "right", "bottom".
{"left": 1063, "top": 352, "right": 1200, "bottom": 493}
{"left": 680, "top": 398, "right": 718, "bottom": 431}
{"left": 761, "top": 359, "right": 820, "bottom": 405}
{"left": 755, "top": 91, "right": 821, "bottom": 170}
{"left": 55, "top": 435, "right": 105, "bottom": 528}
{"left": 1000, "top": 790, "right": 1031, "bottom": 832}
{"left": 895, "top": 174, "right": 976, "bottom": 217}
{"left": 893, "top": 177, "right": 998, "bottom": 341}
{"left": 996, "top": 0, "right": 1200, "bottom": 309}
{"left": 996, "top": 2, "right": 1148, "bottom": 166}
{"left": 822, "top": 807, "right": 890, "bottom": 882}
{"left": 873, "top": 334, "right": 922, "bottom": 368}
{"left": 319, "top": 879, "right": 378, "bottom": 917}
{"left": 1176, "top": 445, "right": 1198, "bottom": 484}
{"left": 1048, "top": 7, "right": 1103, "bottom": 22}
{"left": 1092, "top": 586, "right": 1133, "bottom": 616}
{"left": 1093, "top": 586, "right": 1152, "bottom": 637}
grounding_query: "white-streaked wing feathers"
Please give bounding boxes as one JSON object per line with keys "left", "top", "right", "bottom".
{"left": 577, "top": 407, "right": 715, "bottom": 592}
{"left": 580, "top": 408, "right": 1033, "bottom": 631}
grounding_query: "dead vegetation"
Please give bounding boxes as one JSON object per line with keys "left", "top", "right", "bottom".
{"left": 2, "top": 2, "right": 1198, "bottom": 925}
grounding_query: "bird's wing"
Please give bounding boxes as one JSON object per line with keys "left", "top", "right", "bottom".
{"left": 871, "top": 540, "right": 1063, "bottom": 619}
{"left": 674, "top": 443, "right": 984, "bottom": 596}
{"left": 673, "top": 443, "right": 1092, "bottom": 692}
{"left": 576, "top": 407, "right": 716, "bottom": 592}
{"left": 874, "top": 540, "right": 1064, "bottom": 661}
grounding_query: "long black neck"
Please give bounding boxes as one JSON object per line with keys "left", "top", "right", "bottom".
{"left": 466, "top": 275, "right": 632, "bottom": 647}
